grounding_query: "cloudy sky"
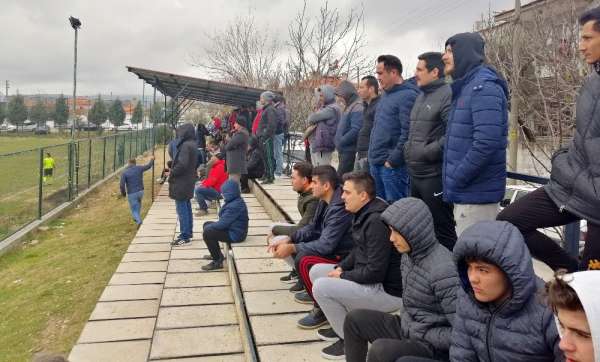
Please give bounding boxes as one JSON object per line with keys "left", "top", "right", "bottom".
{"left": 0, "top": 0, "right": 519, "bottom": 97}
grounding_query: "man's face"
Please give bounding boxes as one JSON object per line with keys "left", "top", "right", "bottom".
{"left": 341, "top": 180, "right": 366, "bottom": 213}
{"left": 291, "top": 169, "right": 309, "bottom": 193}
{"left": 376, "top": 62, "right": 396, "bottom": 91}
{"left": 467, "top": 260, "right": 511, "bottom": 303}
{"left": 442, "top": 45, "right": 455, "bottom": 76}
{"left": 357, "top": 79, "right": 371, "bottom": 101}
{"left": 311, "top": 176, "right": 328, "bottom": 200}
{"left": 389, "top": 226, "right": 411, "bottom": 253}
{"left": 557, "top": 308, "right": 594, "bottom": 362}
{"left": 580, "top": 20, "right": 600, "bottom": 64}
{"left": 415, "top": 59, "right": 439, "bottom": 87}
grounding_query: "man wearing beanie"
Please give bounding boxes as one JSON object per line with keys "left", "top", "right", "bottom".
{"left": 334, "top": 80, "right": 364, "bottom": 178}
{"left": 257, "top": 91, "right": 277, "bottom": 184}
{"left": 344, "top": 197, "right": 458, "bottom": 361}
{"left": 224, "top": 115, "right": 249, "bottom": 184}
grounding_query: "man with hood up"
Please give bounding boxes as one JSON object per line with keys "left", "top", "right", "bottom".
{"left": 334, "top": 80, "right": 364, "bottom": 177}
{"left": 257, "top": 91, "right": 278, "bottom": 184}
{"left": 307, "top": 85, "right": 341, "bottom": 167}
{"left": 169, "top": 123, "right": 198, "bottom": 246}
{"left": 441, "top": 32, "right": 509, "bottom": 237}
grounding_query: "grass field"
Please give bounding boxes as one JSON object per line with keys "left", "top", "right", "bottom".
{"left": 0, "top": 150, "right": 163, "bottom": 362}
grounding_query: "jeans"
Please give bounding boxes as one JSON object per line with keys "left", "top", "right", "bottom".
{"left": 273, "top": 133, "right": 284, "bottom": 176}
{"left": 127, "top": 190, "right": 144, "bottom": 224}
{"left": 370, "top": 164, "right": 409, "bottom": 204}
{"left": 337, "top": 151, "right": 356, "bottom": 178}
{"left": 194, "top": 186, "right": 220, "bottom": 210}
{"left": 175, "top": 199, "right": 193, "bottom": 240}
{"left": 203, "top": 221, "right": 234, "bottom": 261}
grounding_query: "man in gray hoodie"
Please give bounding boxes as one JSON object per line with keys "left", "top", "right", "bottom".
{"left": 308, "top": 85, "right": 341, "bottom": 167}
{"left": 334, "top": 81, "right": 363, "bottom": 177}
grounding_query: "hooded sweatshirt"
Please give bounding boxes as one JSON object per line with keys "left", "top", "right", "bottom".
{"left": 334, "top": 80, "right": 364, "bottom": 153}
{"left": 203, "top": 180, "right": 249, "bottom": 242}
{"left": 169, "top": 123, "right": 198, "bottom": 201}
{"left": 308, "top": 85, "right": 341, "bottom": 153}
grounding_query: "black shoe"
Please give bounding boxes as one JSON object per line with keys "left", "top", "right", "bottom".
{"left": 241, "top": 188, "right": 251, "bottom": 194}
{"left": 261, "top": 178, "right": 274, "bottom": 185}
{"left": 171, "top": 238, "right": 191, "bottom": 247}
{"left": 202, "top": 255, "right": 213, "bottom": 260}
{"left": 289, "top": 280, "right": 305, "bottom": 293}
{"left": 321, "top": 339, "right": 345, "bottom": 360}
{"left": 280, "top": 270, "right": 298, "bottom": 284}
{"left": 317, "top": 327, "right": 339, "bottom": 342}
{"left": 201, "top": 260, "right": 223, "bottom": 271}
{"left": 297, "top": 307, "right": 328, "bottom": 329}
{"left": 294, "top": 291, "right": 313, "bottom": 304}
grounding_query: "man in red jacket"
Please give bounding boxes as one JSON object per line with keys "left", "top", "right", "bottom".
{"left": 194, "top": 153, "right": 228, "bottom": 216}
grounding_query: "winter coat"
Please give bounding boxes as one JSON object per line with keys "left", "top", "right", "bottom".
{"left": 196, "top": 123, "right": 208, "bottom": 149}
{"left": 545, "top": 70, "right": 600, "bottom": 225}
{"left": 225, "top": 127, "right": 249, "bottom": 175}
{"left": 381, "top": 197, "right": 458, "bottom": 356}
{"left": 334, "top": 81, "right": 364, "bottom": 153}
{"left": 292, "top": 187, "right": 353, "bottom": 257}
{"left": 271, "top": 190, "right": 318, "bottom": 237}
{"left": 451, "top": 220, "right": 562, "bottom": 362}
{"left": 368, "top": 80, "right": 420, "bottom": 167}
{"left": 338, "top": 198, "right": 402, "bottom": 297}
{"left": 200, "top": 159, "right": 227, "bottom": 192}
{"left": 405, "top": 78, "right": 451, "bottom": 178}
{"left": 308, "top": 85, "right": 341, "bottom": 153}
{"left": 168, "top": 124, "right": 198, "bottom": 201}
{"left": 246, "top": 136, "right": 265, "bottom": 179}
{"left": 356, "top": 96, "right": 380, "bottom": 159}
{"left": 203, "top": 180, "right": 249, "bottom": 242}
{"left": 442, "top": 33, "right": 509, "bottom": 204}
{"left": 257, "top": 104, "right": 277, "bottom": 140}
{"left": 120, "top": 159, "right": 153, "bottom": 196}
{"left": 274, "top": 102, "right": 290, "bottom": 135}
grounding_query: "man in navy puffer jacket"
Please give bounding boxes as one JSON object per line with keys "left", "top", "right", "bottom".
{"left": 441, "top": 33, "right": 508, "bottom": 237}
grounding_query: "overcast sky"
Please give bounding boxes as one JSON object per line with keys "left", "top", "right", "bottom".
{"left": 0, "top": 0, "right": 519, "bottom": 97}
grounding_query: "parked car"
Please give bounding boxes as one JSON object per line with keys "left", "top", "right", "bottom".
{"left": 81, "top": 123, "right": 99, "bottom": 131}
{"left": 0, "top": 123, "right": 17, "bottom": 132}
{"left": 22, "top": 123, "right": 37, "bottom": 132}
{"left": 34, "top": 125, "right": 50, "bottom": 134}
{"left": 117, "top": 124, "right": 133, "bottom": 131}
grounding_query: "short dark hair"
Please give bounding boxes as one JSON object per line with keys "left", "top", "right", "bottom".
{"left": 418, "top": 52, "right": 445, "bottom": 77}
{"left": 342, "top": 171, "right": 376, "bottom": 198}
{"left": 377, "top": 55, "right": 403, "bottom": 75}
{"left": 292, "top": 161, "right": 313, "bottom": 182}
{"left": 128, "top": 158, "right": 136, "bottom": 165}
{"left": 546, "top": 271, "right": 584, "bottom": 313}
{"left": 361, "top": 75, "right": 379, "bottom": 95}
{"left": 312, "top": 165, "right": 339, "bottom": 189}
{"left": 580, "top": 6, "right": 600, "bottom": 32}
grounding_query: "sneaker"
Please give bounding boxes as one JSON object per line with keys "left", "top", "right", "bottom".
{"left": 280, "top": 270, "right": 298, "bottom": 284}
{"left": 297, "top": 307, "right": 328, "bottom": 329}
{"left": 202, "top": 254, "right": 213, "bottom": 260}
{"left": 294, "top": 291, "right": 313, "bottom": 304}
{"left": 289, "top": 280, "right": 305, "bottom": 293}
{"left": 321, "top": 339, "right": 345, "bottom": 360}
{"left": 317, "top": 327, "right": 339, "bottom": 342}
{"left": 201, "top": 260, "right": 223, "bottom": 271}
{"left": 195, "top": 209, "right": 208, "bottom": 217}
{"left": 171, "top": 238, "right": 191, "bottom": 247}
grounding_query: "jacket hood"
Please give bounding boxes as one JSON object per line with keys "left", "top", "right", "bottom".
{"left": 335, "top": 80, "right": 358, "bottom": 107}
{"left": 221, "top": 180, "right": 241, "bottom": 202}
{"left": 381, "top": 197, "right": 437, "bottom": 261}
{"left": 446, "top": 32, "right": 485, "bottom": 80}
{"left": 453, "top": 221, "right": 537, "bottom": 315}
{"left": 176, "top": 123, "right": 196, "bottom": 141}
{"left": 319, "top": 85, "right": 336, "bottom": 105}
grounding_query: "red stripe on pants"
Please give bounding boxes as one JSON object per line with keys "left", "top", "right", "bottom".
{"left": 298, "top": 255, "right": 338, "bottom": 301}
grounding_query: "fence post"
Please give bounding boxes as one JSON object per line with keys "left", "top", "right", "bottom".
{"left": 129, "top": 132, "right": 133, "bottom": 160}
{"left": 38, "top": 148, "right": 44, "bottom": 219}
{"left": 113, "top": 134, "right": 117, "bottom": 172}
{"left": 102, "top": 137, "right": 107, "bottom": 178}
{"left": 136, "top": 129, "right": 139, "bottom": 156}
{"left": 67, "top": 142, "right": 73, "bottom": 201}
{"left": 151, "top": 128, "right": 155, "bottom": 202}
{"left": 87, "top": 138, "right": 92, "bottom": 188}
{"left": 75, "top": 141, "right": 80, "bottom": 196}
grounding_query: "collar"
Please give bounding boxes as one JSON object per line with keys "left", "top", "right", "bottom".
{"left": 420, "top": 78, "right": 446, "bottom": 94}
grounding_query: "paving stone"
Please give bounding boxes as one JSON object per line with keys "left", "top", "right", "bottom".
{"left": 229, "top": 235, "right": 268, "bottom": 247}
{"left": 128, "top": 243, "right": 172, "bottom": 252}
{"left": 168, "top": 259, "right": 219, "bottom": 273}
{"left": 235, "top": 258, "right": 291, "bottom": 274}
{"left": 89, "top": 300, "right": 159, "bottom": 320}
{"left": 69, "top": 340, "right": 151, "bottom": 362}
{"left": 257, "top": 341, "right": 329, "bottom": 361}
{"left": 247, "top": 207, "right": 266, "bottom": 213}
{"left": 239, "top": 272, "right": 289, "bottom": 292}
{"left": 136, "top": 229, "right": 176, "bottom": 237}
{"left": 248, "top": 219, "right": 274, "bottom": 227}
{"left": 131, "top": 236, "right": 173, "bottom": 244}
{"left": 250, "top": 313, "right": 321, "bottom": 346}
{"left": 245, "top": 213, "right": 271, "bottom": 220}
{"left": 161, "top": 286, "right": 233, "bottom": 306}
{"left": 149, "top": 325, "right": 243, "bottom": 359}
{"left": 170, "top": 249, "right": 206, "bottom": 260}
{"left": 77, "top": 318, "right": 155, "bottom": 343}
{"left": 142, "top": 218, "right": 178, "bottom": 224}
{"left": 232, "top": 246, "right": 271, "bottom": 259}
{"left": 116, "top": 261, "right": 168, "bottom": 273}
{"left": 156, "top": 304, "right": 237, "bottom": 329}
{"left": 109, "top": 272, "right": 166, "bottom": 285}
{"left": 99, "top": 284, "right": 162, "bottom": 301}
{"left": 165, "top": 272, "right": 229, "bottom": 288}
{"left": 247, "top": 227, "right": 270, "bottom": 236}
{"left": 244, "top": 290, "right": 313, "bottom": 315}
{"left": 122, "top": 252, "right": 170, "bottom": 262}
{"left": 155, "top": 355, "right": 245, "bottom": 362}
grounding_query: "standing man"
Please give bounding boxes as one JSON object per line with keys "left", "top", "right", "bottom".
{"left": 196, "top": 122, "right": 209, "bottom": 167}
{"left": 405, "top": 52, "right": 457, "bottom": 250}
{"left": 43, "top": 152, "right": 55, "bottom": 185}
{"left": 441, "top": 32, "right": 509, "bottom": 236}
{"left": 225, "top": 117, "right": 250, "bottom": 183}
{"left": 355, "top": 76, "right": 379, "bottom": 172}
{"left": 369, "top": 55, "right": 419, "bottom": 203}
{"left": 498, "top": 7, "right": 600, "bottom": 272}
{"left": 307, "top": 85, "right": 341, "bottom": 167}
{"left": 257, "top": 91, "right": 277, "bottom": 184}
{"left": 273, "top": 95, "right": 289, "bottom": 178}
{"left": 169, "top": 123, "right": 198, "bottom": 246}
{"left": 120, "top": 156, "right": 154, "bottom": 226}
{"left": 334, "top": 80, "right": 363, "bottom": 177}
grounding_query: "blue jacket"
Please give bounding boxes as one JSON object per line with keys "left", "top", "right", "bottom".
{"left": 203, "top": 180, "right": 249, "bottom": 242}
{"left": 451, "top": 221, "right": 562, "bottom": 362}
{"left": 120, "top": 159, "right": 153, "bottom": 196}
{"left": 334, "top": 97, "right": 363, "bottom": 153}
{"left": 368, "top": 79, "right": 419, "bottom": 167}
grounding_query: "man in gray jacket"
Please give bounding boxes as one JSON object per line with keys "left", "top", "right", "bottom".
{"left": 308, "top": 85, "right": 341, "bottom": 166}
{"left": 334, "top": 81, "right": 363, "bottom": 177}
{"left": 257, "top": 91, "right": 277, "bottom": 184}
{"left": 405, "top": 52, "right": 457, "bottom": 251}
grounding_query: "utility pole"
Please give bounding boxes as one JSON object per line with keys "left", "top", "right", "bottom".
{"left": 4, "top": 80, "right": 8, "bottom": 99}
{"left": 508, "top": 0, "right": 521, "bottom": 179}
{"left": 69, "top": 16, "right": 81, "bottom": 139}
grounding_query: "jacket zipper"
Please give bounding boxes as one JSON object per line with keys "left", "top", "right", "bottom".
{"left": 485, "top": 300, "right": 509, "bottom": 362}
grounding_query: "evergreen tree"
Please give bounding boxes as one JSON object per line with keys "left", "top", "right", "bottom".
{"left": 0, "top": 102, "right": 5, "bottom": 123}
{"left": 88, "top": 95, "right": 107, "bottom": 125}
{"left": 54, "top": 94, "right": 69, "bottom": 125}
{"left": 149, "top": 102, "right": 163, "bottom": 124}
{"left": 109, "top": 98, "right": 126, "bottom": 127}
{"left": 7, "top": 94, "right": 28, "bottom": 129}
{"left": 29, "top": 98, "right": 48, "bottom": 126}
{"left": 131, "top": 101, "right": 143, "bottom": 124}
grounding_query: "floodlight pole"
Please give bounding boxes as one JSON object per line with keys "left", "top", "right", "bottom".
{"left": 70, "top": 20, "right": 80, "bottom": 139}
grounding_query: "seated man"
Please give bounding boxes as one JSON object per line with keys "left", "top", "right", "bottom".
{"left": 268, "top": 161, "right": 318, "bottom": 284}
{"left": 344, "top": 197, "right": 458, "bottom": 362}
{"left": 194, "top": 152, "right": 228, "bottom": 216}
{"left": 450, "top": 221, "right": 562, "bottom": 361}
{"left": 547, "top": 271, "right": 600, "bottom": 362}
{"left": 310, "top": 172, "right": 403, "bottom": 359}
{"left": 201, "top": 180, "right": 249, "bottom": 271}
{"left": 269, "top": 165, "right": 353, "bottom": 328}
{"left": 240, "top": 136, "right": 265, "bottom": 193}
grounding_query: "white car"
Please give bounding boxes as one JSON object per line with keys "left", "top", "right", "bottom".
{"left": 0, "top": 123, "right": 16, "bottom": 132}
{"left": 117, "top": 124, "right": 133, "bottom": 131}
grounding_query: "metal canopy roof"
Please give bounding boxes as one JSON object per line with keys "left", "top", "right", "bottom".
{"left": 126, "top": 66, "right": 266, "bottom": 107}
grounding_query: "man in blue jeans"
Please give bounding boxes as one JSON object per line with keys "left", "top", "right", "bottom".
{"left": 120, "top": 156, "right": 154, "bottom": 226}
